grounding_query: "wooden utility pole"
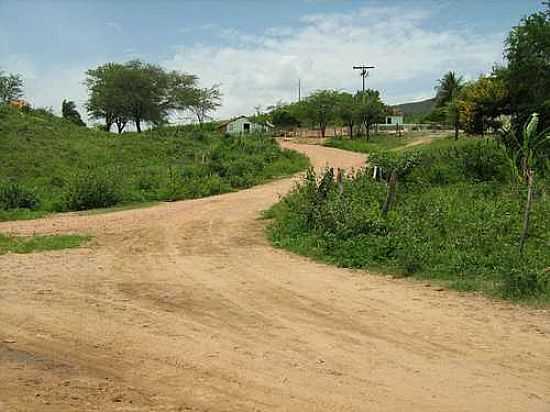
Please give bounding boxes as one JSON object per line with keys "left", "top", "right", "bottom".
{"left": 353, "top": 65, "right": 375, "bottom": 94}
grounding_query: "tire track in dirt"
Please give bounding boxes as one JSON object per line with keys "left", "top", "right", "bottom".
{"left": 0, "top": 142, "right": 549, "bottom": 411}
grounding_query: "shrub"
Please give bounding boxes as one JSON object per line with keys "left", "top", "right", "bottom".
{"left": 62, "top": 170, "right": 122, "bottom": 211}
{"left": 0, "top": 181, "right": 40, "bottom": 210}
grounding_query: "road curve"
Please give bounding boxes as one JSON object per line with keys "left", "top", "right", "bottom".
{"left": 0, "top": 142, "right": 549, "bottom": 412}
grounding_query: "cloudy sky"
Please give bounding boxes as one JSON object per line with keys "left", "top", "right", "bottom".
{"left": 0, "top": 0, "right": 545, "bottom": 120}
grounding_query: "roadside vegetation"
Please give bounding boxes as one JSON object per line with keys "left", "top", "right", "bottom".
{"left": 0, "top": 233, "right": 90, "bottom": 254}
{"left": 267, "top": 4, "right": 550, "bottom": 303}
{"left": 267, "top": 136, "right": 550, "bottom": 302}
{"left": 0, "top": 106, "right": 308, "bottom": 220}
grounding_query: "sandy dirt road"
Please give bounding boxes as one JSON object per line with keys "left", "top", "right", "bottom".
{"left": 1, "top": 142, "right": 549, "bottom": 411}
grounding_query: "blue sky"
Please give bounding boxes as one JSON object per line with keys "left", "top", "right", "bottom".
{"left": 0, "top": 0, "right": 545, "bottom": 120}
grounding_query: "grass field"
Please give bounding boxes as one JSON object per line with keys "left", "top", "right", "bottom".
{"left": 0, "top": 106, "right": 309, "bottom": 221}
{"left": 268, "top": 136, "right": 550, "bottom": 303}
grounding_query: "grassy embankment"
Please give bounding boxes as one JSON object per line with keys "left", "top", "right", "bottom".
{"left": 0, "top": 106, "right": 308, "bottom": 253}
{"left": 267, "top": 135, "right": 550, "bottom": 303}
{"left": 0, "top": 106, "right": 309, "bottom": 222}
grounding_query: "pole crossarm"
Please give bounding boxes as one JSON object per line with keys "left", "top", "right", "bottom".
{"left": 353, "top": 65, "right": 375, "bottom": 93}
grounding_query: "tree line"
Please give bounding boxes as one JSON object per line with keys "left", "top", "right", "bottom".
{"left": 85, "top": 60, "right": 221, "bottom": 133}
{"left": 0, "top": 60, "right": 222, "bottom": 133}
{"left": 427, "top": 2, "right": 550, "bottom": 140}
{"left": 257, "top": 89, "right": 386, "bottom": 139}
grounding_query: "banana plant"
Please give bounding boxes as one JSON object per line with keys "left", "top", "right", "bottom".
{"left": 501, "top": 113, "right": 550, "bottom": 254}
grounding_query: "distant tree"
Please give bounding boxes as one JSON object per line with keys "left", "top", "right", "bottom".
{"left": 435, "top": 71, "right": 465, "bottom": 140}
{"left": 335, "top": 92, "right": 360, "bottom": 138}
{"left": 167, "top": 71, "right": 199, "bottom": 116}
{"left": 189, "top": 85, "right": 222, "bottom": 126}
{"left": 435, "top": 71, "right": 465, "bottom": 108}
{"left": 305, "top": 90, "right": 339, "bottom": 138}
{"left": 356, "top": 89, "right": 385, "bottom": 139}
{"left": 62, "top": 99, "right": 86, "bottom": 127}
{"left": 271, "top": 108, "right": 300, "bottom": 130}
{"left": 0, "top": 69, "right": 23, "bottom": 104}
{"left": 503, "top": 6, "right": 550, "bottom": 132}
{"left": 458, "top": 74, "right": 508, "bottom": 135}
{"left": 85, "top": 62, "right": 128, "bottom": 132}
{"left": 86, "top": 60, "right": 177, "bottom": 133}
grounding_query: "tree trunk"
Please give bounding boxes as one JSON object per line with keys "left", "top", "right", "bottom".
{"left": 382, "top": 169, "right": 398, "bottom": 216}
{"left": 454, "top": 122, "right": 459, "bottom": 140}
{"left": 519, "top": 170, "right": 534, "bottom": 255}
{"left": 320, "top": 125, "right": 326, "bottom": 138}
{"left": 135, "top": 118, "right": 142, "bottom": 133}
{"left": 365, "top": 122, "right": 370, "bottom": 141}
{"left": 349, "top": 124, "right": 353, "bottom": 139}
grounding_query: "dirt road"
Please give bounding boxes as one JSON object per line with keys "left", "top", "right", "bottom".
{"left": 1, "top": 142, "right": 549, "bottom": 411}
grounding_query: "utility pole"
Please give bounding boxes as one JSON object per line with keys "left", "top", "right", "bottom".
{"left": 353, "top": 65, "right": 375, "bottom": 94}
{"left": 298, "top": 78, "right": 301, "bottom": 102}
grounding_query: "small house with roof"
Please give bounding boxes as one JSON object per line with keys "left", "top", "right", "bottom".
{"left": 218, "top": 116, "right": 274, "bottom": 136}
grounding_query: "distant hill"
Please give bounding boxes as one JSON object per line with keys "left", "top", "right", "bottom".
{"left": 393, "top": 98, "right": 437, "bottom": 116}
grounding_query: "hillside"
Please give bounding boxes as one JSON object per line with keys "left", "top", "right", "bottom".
{"left": 0, "top": 106, "right": 308, "bottom": 220}
{"left": 393, "top": 97, "right": 437, "bottom": 116}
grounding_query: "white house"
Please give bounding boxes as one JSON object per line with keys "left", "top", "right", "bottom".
{"left": 385, "top": 115, "right": 404, "bottom": 125}
{"left": 218, "top": 116, "right": 274, "bottom": 136}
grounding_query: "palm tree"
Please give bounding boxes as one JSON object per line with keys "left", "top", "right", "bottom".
{"left": 435, "top": 71, "right": 465, "bottom": 107}
{"left": 435, "top": 71, "right": 465, "bottom": 139}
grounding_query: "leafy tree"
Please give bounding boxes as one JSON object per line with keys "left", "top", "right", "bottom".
{"left": 458, "top": 74, "right": 508, "bottom": 135}
{"left": 356, "top": 89, "right": 385, "bottom": 139}
{"left": 167, "top": 71, "right": 199, "bottom": 116}
{"left": 62, "top": 100, "right": 86, "bottom": 127}
{"left": 0, "top": 69, "right": 23, "bottom": 104}
{"left": 304, "top": 90, "right": 340, "bottom": 138}
{"left": 335, "top": 92, "right": 360, "bottom": 138}
{"left": 503, "top": 6, "right": 550, "bottom": 132}
{"left": 85, "top": 62, "right": 128, "bottom": 132}
{"left": 500, "top": 113, "right": 550, "bottom": 255}
{"left": 271, "top": 108, "right": 300, "bottom": 130}
{"left": 86, "top": 60, "right": 177, "bottom": 133}
{"left": 189, "top": 85, "right": 222, "bottom": 126}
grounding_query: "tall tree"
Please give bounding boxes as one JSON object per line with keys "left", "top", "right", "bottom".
{"left": 0, "top": 69, "right": 23, "bottom": 104}
{"left": 336, "top": 92, "right": 360, "bottom": 138}
{"left": 435, "top": 71, "right": 465, "bottom": 140}
{"left": 86, "top": 60, "right": 179, "bottom": 133}
{"left": 305, "top": 90, "right": 339, "bottom": 138}
{"left": 62, "top": 99, "right": 86, "bottom": 127}
{"left": 356, "top": 89, "right": 385, "bottom": 139}
{"left": 503, "top": 6, "right": 550, "bottom": 132}
{"left": 189, "top": 85, "right": 222, "bottom": 126}
{"left": 435, "top": 71, "right": 465, "bottom": 108}
{"left": 458, "top": 74, "right": 509, "bottom": 135}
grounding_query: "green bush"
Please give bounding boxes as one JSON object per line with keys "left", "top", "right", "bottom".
{"left": 0, "top": 109, "right": 309, "bottom": 217}
{"left": 268, "top": 140, "right": 550, "bottom": 302}
{"left": 0, "top": 181, "right": 40, "bottom": 210}
{"left": 62, "top": 170, "right": 122, "bottom": 211}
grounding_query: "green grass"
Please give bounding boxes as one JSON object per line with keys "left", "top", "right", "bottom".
{"left": 268, "top": 138, "right": 550, "bottom": 304}
{"left": 0, "top": 233, "right": 91, "bottom": 254}
{"left": 324, "top": 133, "right": 448, "bottom": 155}
{"left": 324, "top": 134, "right": 411, "bottom": 154}
{"left": 0, "top": 106, "right": 309, "bottom": 220}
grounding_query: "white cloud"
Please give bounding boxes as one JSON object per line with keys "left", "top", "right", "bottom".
{"left": 2, "top": 4, "right": 505, "bottom": 123}
{"left": 164, "top": 4, "right": 504, "bottom": 119}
